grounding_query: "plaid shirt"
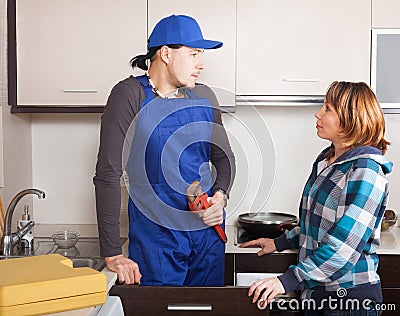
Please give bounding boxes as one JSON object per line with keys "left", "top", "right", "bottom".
{"left": 276, "top": 146, "right": 393, "bottom": 299}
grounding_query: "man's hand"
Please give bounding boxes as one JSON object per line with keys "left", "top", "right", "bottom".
{"left": 239, "top": 238, "right": 277, "bottom": 256}
{"left": 105, "top": 254, "right": 142, "bottom": 285}
{"left": 200, "top": 191, "right": 225, "bottom": 227}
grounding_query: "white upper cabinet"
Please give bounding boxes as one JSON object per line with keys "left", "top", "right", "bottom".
{"left": 148, "top": 0, "right": 236, "bottom": 106}
{"left": 372, "top": 0, "right": 400, "bottom": 28}
{"left": 236, "top": 0, "right": 371, "bottom": 96}
{"left": 16, "top": 0, "right": 146, "bottom": 106}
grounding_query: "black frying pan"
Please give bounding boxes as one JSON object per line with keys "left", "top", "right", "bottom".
{"left": 237, "top": 212, "right": 298, "bottom": 239}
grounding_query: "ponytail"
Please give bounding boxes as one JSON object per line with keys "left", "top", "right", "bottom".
{"left": 130, "top": 47, "right": 160, "bottom": 71}
{"left": 130, "top": 44, "right": 184, "bottom": 71}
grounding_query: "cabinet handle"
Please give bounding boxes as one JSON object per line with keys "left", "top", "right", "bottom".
{"left": 62, "top": 89, "right": 98, "bottom": 93}
{"left": 167, "top": 304, "right": 212, "bottom": 311}
{"left": 283, "top": 78, "right": 319, "bottom": 82}
{"left": 235, "top": 95, "right": 324, "bottom": 106}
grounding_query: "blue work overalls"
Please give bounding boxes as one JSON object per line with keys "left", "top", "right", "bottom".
{"left": 126, "top": 75, "right": 225, "bottom": 286}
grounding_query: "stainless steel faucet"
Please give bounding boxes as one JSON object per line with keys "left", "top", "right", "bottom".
{"left": 2, "top": 189, "right": 46, "bottom": 255}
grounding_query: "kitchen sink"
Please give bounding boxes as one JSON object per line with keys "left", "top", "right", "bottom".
{"left": 69, "top": 257, "right": 106, "bottom": 271}
{"left": 0, "top": 255, "right": 106, "bottom": 272}
{"left": 0, "top": 236, "right": 121, "bottom": 271}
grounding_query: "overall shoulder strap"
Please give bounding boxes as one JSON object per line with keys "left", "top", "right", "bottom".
{"left": 135, "top": 75, "right": 154, "bottom": 107}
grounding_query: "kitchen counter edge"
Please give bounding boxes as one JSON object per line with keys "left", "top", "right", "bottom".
{"left": 225, "top": 225, "right": 400, "bottom": 255}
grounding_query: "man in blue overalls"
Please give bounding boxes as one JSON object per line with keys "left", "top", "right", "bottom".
{"left": 94, "top": 15, "right": 235, "bottom": 286}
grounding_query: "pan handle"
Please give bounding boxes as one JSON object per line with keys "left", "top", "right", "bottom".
{"left": 277, "top": 221, "right": 297, "bottom": 231}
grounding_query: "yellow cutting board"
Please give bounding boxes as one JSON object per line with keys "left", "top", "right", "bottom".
{"left": 0, "top": 254, "right": 107, "bottom": 316}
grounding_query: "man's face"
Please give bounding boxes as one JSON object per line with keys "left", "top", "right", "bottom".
{"left": 167, "top": 46, "right": 205, "bottom": 88}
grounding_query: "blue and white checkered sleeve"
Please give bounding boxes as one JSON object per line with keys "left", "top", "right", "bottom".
{"left": 274, "top": 226, "right": 300, "bottom": 251}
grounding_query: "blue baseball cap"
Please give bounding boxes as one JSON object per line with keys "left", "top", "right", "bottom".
{"left": 147, "top": 15, "right": 223, "bottom": 50}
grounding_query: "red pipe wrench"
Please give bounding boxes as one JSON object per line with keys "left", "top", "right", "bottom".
{"left": 186, "top": 180, "right": 228, "bottom": 243}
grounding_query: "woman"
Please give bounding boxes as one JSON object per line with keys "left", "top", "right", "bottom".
{"left": 241, "top": 81, "right": 392, "bottom": 315}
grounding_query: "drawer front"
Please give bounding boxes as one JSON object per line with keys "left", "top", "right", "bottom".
{"left": 109, "top": 286, "right": 270, "bottom": 316}
{"left": 235, "top": 253, "right": 298, "bottom": 273}
{"left": 378, "top": 255, "right": 400, "bottom": 287}
{"left": 381, "top": 289, "right": 400, "bottom": 315}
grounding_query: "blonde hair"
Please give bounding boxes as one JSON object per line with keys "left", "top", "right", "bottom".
{"left": 324, "top": 81, "right": 390, "bottom": 160}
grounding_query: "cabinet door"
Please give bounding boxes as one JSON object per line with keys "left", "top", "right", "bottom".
{"left": 381, "top": 289, "right": 399, "bottom": 315}
{"left": 237, "top": 0, "right": 371, "bottom": 96}
{"left": 148, "top": 0, "right": 236, "bottom": 106}
{"left": 17, "top": 0, "right": 146, "bottom": 106}
{"left": 372, "top": 0, "right": 400, "bottom": 28}
{"left": 378, "top": 254, "right": 400, "bottom": 288}
{"left": 378, "top": 255, "right": 400, "bottom": 315}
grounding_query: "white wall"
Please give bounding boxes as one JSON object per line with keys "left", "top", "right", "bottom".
{"left": 384, "top": 114, "right": 400, "bottom": 212}
{"left": 31, "top": 114, "right": 101, "bottom": 224}
{"left": 224, "top": 106, "right": 326, "bottom": 225}
{"left": 0, "top": 106, "right": 34, "bottom": 224}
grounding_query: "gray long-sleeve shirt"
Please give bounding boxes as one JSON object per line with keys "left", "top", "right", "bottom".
{"left": 93, "top": 76, "right": 235, "bottom": 257}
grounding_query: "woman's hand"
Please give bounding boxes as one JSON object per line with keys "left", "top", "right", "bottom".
{"left": 239, "top": 238, "right": 277, "bottom": 256}
{"left": 248, "top": 277, "right": 285, "bottom": 307}
{"left": 105, "top": 254, "right": 142, "bottom": 285}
